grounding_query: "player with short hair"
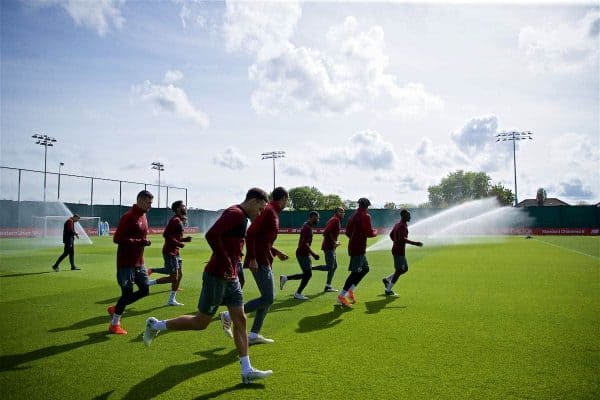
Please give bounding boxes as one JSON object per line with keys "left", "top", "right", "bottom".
{"left": 107, "top": 190, "right": 154, "bottom": 335}
{"left": 221, "top": 186, "right": 289, "bottom": 345}
{"left": 279, "top": 211, "right": 321, "bottom": 300}
{"left": 311, "top": 207, "right": 345, "bottom": 292}
{"left": 147, "top": 200, "right": 192, "bottom": 306}
{"left": 337, "top": 198, "right": 377, "bottom": 307}
{"left": 382, "top": 209, "right": 423, "bottom": 296}
{"left": 143, "top": 188, "right": 273, "bottom": 384}
{"left": 51, "top": 214, "right": 81, "bottom": 271}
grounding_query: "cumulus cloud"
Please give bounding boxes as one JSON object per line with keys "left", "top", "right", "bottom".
{"left": 25, "top": 0, "right": 125, "bottom": 36}
{"left": 212, "top": 147, "right": 249, "bottom": 170}
{"left": 558, "top": 178, "right": 594, "bottom": 199}
{"left": 320, "top": 130, "right": 397, "bottom": 170}
{"left": 164, "top": 70, "right": 184, "bottom": 84}
{"left": 132, "top": 79, "right": 209, "bottom": 128}
{"left": 519, "top": 10, "right": 600, "bottom": 73}
{"left": 223, "top": 3, "right": 443, "bottom": 116}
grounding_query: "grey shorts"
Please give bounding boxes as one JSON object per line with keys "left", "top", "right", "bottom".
{"left": 324, "top": 250, "right": 337, "bottom": 269}
{"left": 393, "top": 255, "right": 409, "bottom": 273}
{"left": 116, "top": 266, "right": 149, "bottom": 289}
{"left": 163, "top": 254, "right": 182, "bottom": 274}
{"left": 348, "top": 255, "right": 369, "bottom": 273}
{"left": 296, "top": 255, "right": 312, "bottom": 273}
{"left": 197, "top": 271, "right": 243, "bottom": 316}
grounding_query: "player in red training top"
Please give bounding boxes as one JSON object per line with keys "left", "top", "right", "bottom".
{"left": 143, "top": 188, "right": 274, "bottom": 384}
{"left": 147, "top": 200, "right": 192, "bottom": 306}
{"left": 337, "top": 198, "right": 377, "bottom": 307}
{"left": 311, "top": 207, "right": 345, "bottom": 292}
{"left": 51, "top": 214, "right": 81, "bottom": 271}
{"left": 279, "top": 211, "right": 321, "bottom": 300}
{"left": 107, "top": 190, "right": 153, "bottom": 335}
{"left": 382, "top": 209, "right": 423, "bottom": 296}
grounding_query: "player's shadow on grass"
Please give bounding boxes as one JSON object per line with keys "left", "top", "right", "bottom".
{"left": 121, "top": 348, "right": 239, "bottom": 400}
{"left": 267, "top": 291, "right": 327, "bottom": 315}
{"left": 48, "top": 305, "right": 171, "bottom": 333}
{"left": 0, "top": 331, "right": 110, "bottom": 372}
{"left": 0, "top": 271, "right": 53, "bottom": 278}
{"left": 364, "top": 296, "right": 406, "bottom": 314}
{"left": 193, "top": 382, "right": 266, "bottom": 399}
{"left": 296, "top": 305, "right": 352, "bottom": 333}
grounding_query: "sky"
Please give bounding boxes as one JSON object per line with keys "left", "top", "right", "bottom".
{"left": 1, "top": 0, "right": 599, "bottom": 210}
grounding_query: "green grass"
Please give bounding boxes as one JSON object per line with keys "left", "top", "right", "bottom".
{"left": 1, "top": 234, "right": 598, "bottom": 399}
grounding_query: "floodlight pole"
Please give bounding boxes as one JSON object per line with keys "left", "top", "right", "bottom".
{"left": 261, "top": 151, "right": 286, "bottom": 192}
{"left": 32, "top": 134, "right": 57, "bottom": 202}
{"left": 495, "top": 131, "right": 533, "bottom": 206}
{"left": 151, "top": 161, "right": 165, "bottom": 208}
{"left": 58, "top": 162, "right": 64, "bottom": 200}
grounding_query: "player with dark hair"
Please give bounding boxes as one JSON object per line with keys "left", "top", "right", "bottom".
{"left": 107, "top": 190, "right": 154, "bottom": 335}
{"left": 382, "top": 209, "right": 423, "bottom": 296}
{"left": 51, "top": 214, "right": 81, "bottom": 271}
{"left": 337, "top": 198, "right": 377, "bottom": 307}
{"left": 222, "top": 186, "right": 289, "bottom": 345}
{"left": 279, "top": 210, "right": 320, "bottom": 300}
{"left": 147, "top": 200, "right": 192, "bottom": 306}
{"left": 143, "top": 188, "right": 273, "bottom": 384}
{"left": 311, "top": 207, "right": 345, "bottom": 292}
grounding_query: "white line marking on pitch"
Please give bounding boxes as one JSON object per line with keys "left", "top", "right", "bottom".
{"left": 533, "top": 238, "right": 600, "bottom": 260}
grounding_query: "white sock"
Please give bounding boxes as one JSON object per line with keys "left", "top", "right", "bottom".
{"left": 339, "top": 290, "right": 347, "bottom": 296}
{"left": 148, "top": 279, "right": 156, "bottom": 286}
{"left": 349, "top": 284, "right": 356, "bottom": 292}
{"left": 155, "top": 320, "right": 168, "bottom": 331}
{"left": 386, "top": 274, "right": 394, "bottom": 281}
{"left": 248, "top": 331, "right": 258, "bottom": 339}
{"left": 223, "top": 311, "right": 230, "bottom": 321}
{"left": 169, "top": 291, "right": 177, "bottom": 301}
{"left": 387, "top": 281, "right": 395, "bottom": 291}
{"left": 240, "top": 355, "right": 252, "bottom": 373}
{"left": 111, "top": 314, "right": 121, "bottom": 326}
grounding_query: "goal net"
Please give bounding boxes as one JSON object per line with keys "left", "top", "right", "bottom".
{"left": 31, "top": 216, "right": 99, "bottom": 245}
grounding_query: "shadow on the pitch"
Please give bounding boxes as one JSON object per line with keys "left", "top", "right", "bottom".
{"left": 194, "top": 382, "right": 266, "bottom": 399}
{"left": 0, "top": 331, "right": 110, "bottom": 372}
{"left": 296, "top": 305, "right": 352, "bottom": 333}
{"left": 0, "top": 271, "right": 53, "bottom": 278}
{"left": 364, "top": 296, "right": 406, "bottom": 314}
{"left": 48, "top": 305, "right": 170, "bottom": 333}
{"left": 92, "top": 390, "right": 114, "bottom": 400}
{"left": 121, "top": 348, "right": 238, "bottom": 400}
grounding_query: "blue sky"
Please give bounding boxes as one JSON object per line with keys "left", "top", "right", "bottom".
{"left": 1, "top": 0, "right": 599, "bottom": 209}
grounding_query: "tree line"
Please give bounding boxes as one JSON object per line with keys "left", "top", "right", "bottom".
{"left": 286, "top": 170, "right": 514, "bottom": 210}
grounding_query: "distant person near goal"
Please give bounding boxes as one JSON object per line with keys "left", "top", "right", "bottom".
{"left": 51, "top": 214, "right": 81, "bottom": 272}
{"left": 107, "top": 190, "right": 154, "bottom": 335}
{"left": 147, "top": 200, "right": 192, "bottom": 306}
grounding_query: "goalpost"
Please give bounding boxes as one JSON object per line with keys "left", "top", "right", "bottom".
{"left": 32, "top": 216, "right": 100, "bottom": 242}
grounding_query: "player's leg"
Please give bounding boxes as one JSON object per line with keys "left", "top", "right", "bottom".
{"left": 294, "top": 256, "right": 312, "bottom": 299}
{"left": 52, "top": 244, "right": 69, "bottom": 271}
{"left": 244, "top": 265, "right": 275, "bottom": 344}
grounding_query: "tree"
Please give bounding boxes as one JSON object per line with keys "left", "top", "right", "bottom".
{"left": 427, "top": 170, "right": 514, "bottom": 207}
{"left": 288, "top": 186, "right": 322, "bottom": 210}
{"left": 489, "top": 183, "right": 514, "bottom": 206}
{"left": 320, "top": 194, "right": 344, "bottom": 210}
{"left": 344, "top": 199, "right": 358, "bottom": 209}
{"left": 383, "top": 202, "right": 397, "bottom": 209}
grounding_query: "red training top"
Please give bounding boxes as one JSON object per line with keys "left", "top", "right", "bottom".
{"left": 62, "top": 218, "right": 76, "bottom": 243}
{"left": 245, "top": 200, "right": 282, "bottom": 268}
{"left": 162, "top": 215, "right": 185, "bottom": 256}
{"left": 204, "top": 205, "right": 249, "bottom": 280}
{"left": 296, "top": 221, "right": 314, "bottom": 257}
{"left": 321, "top": 214, "right": 342, "bottom": 251}
{"left": 389, "top": 220, "right": 409, "bottom": 256}
{"left": 113, "top": 204, "right": 149, "bottom": 268}
{"left": 345, "top": 207, "right": 377, "bottom": 256}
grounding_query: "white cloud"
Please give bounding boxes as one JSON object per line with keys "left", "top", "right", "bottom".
{"left": 212, "top": 147, "right": 249, "bottom": 170}
{"left": 223, "top": 4, "right": 443, "bottom": 116}
{"left": 26, "top": 0, "right": 125, "bottom": 36}
{"left": 132, "top": 80, "right": 209, "bottom": 128}
{"left": 164, "top": 70, "right": 184, "bottom": 84}
{"left": 519, "top": 10, "right": 600, "bottom": 73}
{"left": 558, "top": 178, "right": 594, "bottom": 199}
{"left": 320, "top": 130, "right": 397, "bottom": 170}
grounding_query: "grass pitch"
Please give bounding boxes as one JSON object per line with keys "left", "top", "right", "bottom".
{"left": 0, "top": 234, "right": 598, "bottom": 399}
